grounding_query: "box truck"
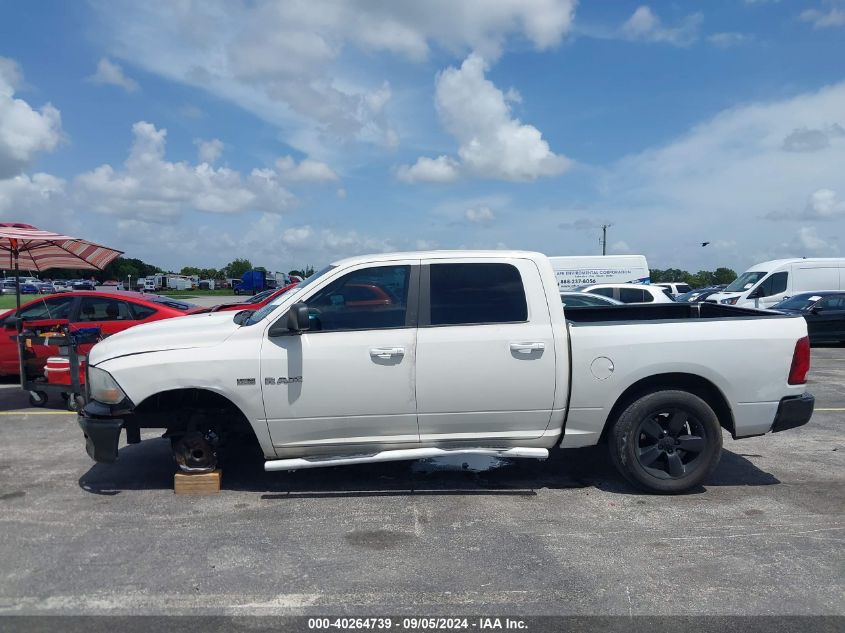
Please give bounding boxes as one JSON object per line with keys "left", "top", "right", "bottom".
{"left": 548, "top": 255, "right": 650, "bottom": 292}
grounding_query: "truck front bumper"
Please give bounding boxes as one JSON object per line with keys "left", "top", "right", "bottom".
{"left": 771, "top": 393, "right": 814, "bottom": 433}
{"left": 78, "top": 399, "right": 133, "bottom": 463}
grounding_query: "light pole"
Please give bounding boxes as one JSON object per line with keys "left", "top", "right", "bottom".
{"left": 599, "top": 224, "right": 612, "bottom": 255}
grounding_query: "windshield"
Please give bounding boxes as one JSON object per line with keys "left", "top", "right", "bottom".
{"left": 145, "top": 295, "right": 198, "bottom": 311}
{"left": 244, "top": 265, "right": 335, "bottom": 325}
{"left": 724, "top": 271, "right": 766, "bottom": 293}
{"left": 773, "top": 294, "right": 821, "bottom": 311}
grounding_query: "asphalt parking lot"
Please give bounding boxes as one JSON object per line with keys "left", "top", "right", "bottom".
{"left": 0, "top": 349, "right": 842, "bottom": 617}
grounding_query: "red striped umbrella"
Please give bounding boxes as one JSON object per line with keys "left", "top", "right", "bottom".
{"left": 0, "top": 223, "right": 122, "bottom": 272}
{"left": 0, "top": 223, "right": 122, "bottom": 378}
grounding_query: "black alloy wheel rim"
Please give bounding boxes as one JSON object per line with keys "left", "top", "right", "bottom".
{"left": 634, "top": 408, "right": 707, "bottom": 480}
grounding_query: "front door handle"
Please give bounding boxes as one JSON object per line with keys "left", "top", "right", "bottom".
{"left": 510, "top": 342, "right": 545, "bottom": 354}
{"left": 370, "top": 347, "right": 405, "bottom": 359}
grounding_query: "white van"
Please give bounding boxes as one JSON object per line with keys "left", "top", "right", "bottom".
{"left": 708, "top": 258, "right": 845, "bottom": 309}
{"left": 548, "top": 255, "right": 650, "bottom": 292}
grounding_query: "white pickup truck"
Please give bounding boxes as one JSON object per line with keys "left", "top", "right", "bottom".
{"left": 79, "top": 251, "right": 814, "bottom": 493}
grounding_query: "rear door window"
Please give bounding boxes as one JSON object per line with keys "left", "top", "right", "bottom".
{"left": 78, "top": 297, "right": 134, "bottom": 322}
{"left": 588, "top": 287, "right": 615, "bottom": 299}
{"left": 619, "top": 288, "right": 646, "bottom": 303}
{"left": 129, "top": 303, "right": 158, "bottom": 320}
{"left": 428, "top": 263, "right": 527, "bottom": 325}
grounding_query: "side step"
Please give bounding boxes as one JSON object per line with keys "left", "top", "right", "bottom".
{"left": 264, "top": 447, "right": 549, "bottom": 472}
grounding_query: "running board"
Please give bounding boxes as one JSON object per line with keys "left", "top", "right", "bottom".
{"left": 264, "top": 447, "right": 549, "bottom": 472}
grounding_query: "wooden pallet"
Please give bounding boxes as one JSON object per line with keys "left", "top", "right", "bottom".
{"left": 174, "top": 469, "right": 222, "bottom": 495}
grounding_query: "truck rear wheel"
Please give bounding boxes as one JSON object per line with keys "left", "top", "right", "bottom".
{"left": 609, "top": 389, "right": 722, "bottom": 494}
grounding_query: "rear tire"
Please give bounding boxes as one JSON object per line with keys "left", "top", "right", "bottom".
{"left": 609, "top": 389, "right": 722, "bottom": 494}
{"left": 28, "top": 391, "right": 48, "bottom": 407}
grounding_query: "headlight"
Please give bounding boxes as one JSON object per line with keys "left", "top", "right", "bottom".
{"left": 721, "top": 297, "right": 739, "bottom": 305}
{"left": 88, "top": 366, "right": 127, "bottom": 404}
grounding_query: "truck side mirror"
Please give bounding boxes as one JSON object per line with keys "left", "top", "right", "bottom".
{"left": 286, "top": 302, "right": 310, "bottom": 333}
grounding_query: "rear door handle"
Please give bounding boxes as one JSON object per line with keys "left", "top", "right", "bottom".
{"left": 509, "top": 342, "right": 545, "bottom": 353}
{"left": 370, "top": 347, "right": 405, "bottom": 359}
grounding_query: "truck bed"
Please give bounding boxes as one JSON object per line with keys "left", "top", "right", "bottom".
{"left": 564, "top": 302, "right": 782, "bottom": 323}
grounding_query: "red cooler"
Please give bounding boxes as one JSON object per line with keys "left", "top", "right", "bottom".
{"left": 44, "top": 356, "right": 87, "bottom": 387}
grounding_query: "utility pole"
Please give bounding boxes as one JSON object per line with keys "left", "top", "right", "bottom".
{"left": 599, "top": 224, "right": 612, "bottom": 255}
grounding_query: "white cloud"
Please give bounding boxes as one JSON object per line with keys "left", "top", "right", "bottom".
{"left": 621, "top": 6, "right": 702, "bottom": 46}
{"left": 791, "top": 226, "right": 838, "bottom": 255}
{"left": 708, "top": 32, "right": 752, "bottom": 48}
{"left": 0, "top": 58, "right": 63, "bottom": 179}
{"left": 800, "top": 6, "right": 845, "bottom": 28}
{"left": 195, "top": 138, "right": 224, "bottom": 164}
{"left": 87, "top": 57, "right": 140, "bottom": 93}
{"left": 89, "top": 1, "right": 576, "bottom": 156}
{"left": 275, "top": 155, "right": 339, "bottom": 183}
{"left": 397, "top": 155, "right": 461, "bottom": 183}
{"left": 610, "top": 240, "right": 631, "bottom": 254}
{"left": 402, "top": 54, "right": 570, "bottom": 183}
{"left": 282, "top": 225, "right": 314, "bottom": 246}
{"left": 0, "top": 172, "right": 67, "bottom": 228}
{"left": 803, "top": 189, "right": 845, "bottom": 219}
{"left": 465, "top": 206, "right": 496, "bottom": 225}
{"left": 74, "top": 121, "right": 295, "bottom": 221}
{"left": 590, "top": 81, "right": 845, "bottom": 269}
{"left": 336, "top": 187, "right": 347, "bottom": 199}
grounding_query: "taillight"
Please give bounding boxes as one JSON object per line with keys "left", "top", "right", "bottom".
{"left": 788, "top": 336, "right": 810, "bottom": 385}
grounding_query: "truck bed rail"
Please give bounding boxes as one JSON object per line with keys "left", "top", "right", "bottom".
{"left": 564, "top": 302, "right": 785, "bottom": 324}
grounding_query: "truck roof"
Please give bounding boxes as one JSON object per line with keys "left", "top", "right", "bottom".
{"left": 744, "top": 258, "right": 845, "bottom": 271}
{"left": 330, "top": 250, "right": 546, "bottom": 268}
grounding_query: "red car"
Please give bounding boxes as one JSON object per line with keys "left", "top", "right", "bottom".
{"left": 0, "top": 291, "right": 197, "bottom": 376}
{"left": 191, "top": 282, "right": 299, "bottom": 314}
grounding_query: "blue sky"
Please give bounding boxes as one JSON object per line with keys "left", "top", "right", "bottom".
{"left": 1, "top": 0, "right": 844, "bottom": 274}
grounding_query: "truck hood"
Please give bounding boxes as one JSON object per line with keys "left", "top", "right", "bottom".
{"left": 88, "top": 312, "right": 241, "bottom": 365}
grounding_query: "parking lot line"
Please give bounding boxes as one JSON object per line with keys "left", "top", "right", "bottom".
{"left": 0, "top": 410, "right": 75, "bottom": 415}
{"left": 815, "top": 407, "right": 845, "bottom": 411}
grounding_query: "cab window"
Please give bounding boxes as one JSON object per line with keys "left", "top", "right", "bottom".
{"left": 306, "top": 265, "right": 410, "bottom": 332}
{"left": 756, "top": 272, "right": 788, "bottom": 297}
{"left": 12, "top": 296, "right": 75, "bottom": 321}
{"left": 818, "top": 295, "right": 845, "bottom": 310}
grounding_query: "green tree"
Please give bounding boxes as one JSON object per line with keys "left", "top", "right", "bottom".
{"left": 690, "top": 270, "right": 716, "bottom": 288}
{"left": 225, "top": 258, "right": 252, "bottom": 279}
{"left": 712, "top": 267, "right": 737, "bottom": 285}
{"left": 290, "top": 266, "right": 316, "bottom": 278}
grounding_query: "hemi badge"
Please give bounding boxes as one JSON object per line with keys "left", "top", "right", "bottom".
{"left": 236, "top": 378, "right": 256, "bottom": 386}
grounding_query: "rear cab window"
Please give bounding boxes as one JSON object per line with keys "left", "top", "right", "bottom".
{"left": 426, "top": 263, "right": 527, "bottom": 326}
